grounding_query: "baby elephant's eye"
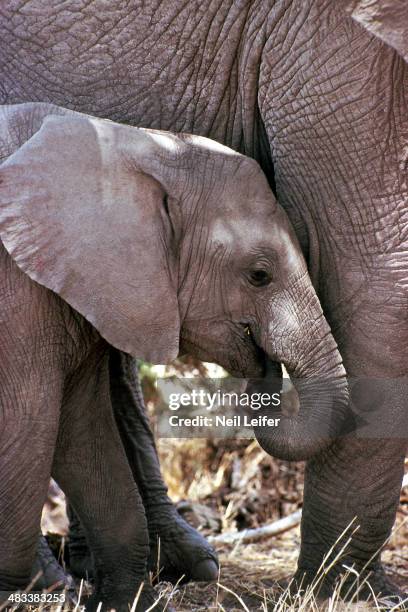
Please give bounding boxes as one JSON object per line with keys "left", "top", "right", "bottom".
{"left": 248, "top": 268, "right": 272, "bottom": 287}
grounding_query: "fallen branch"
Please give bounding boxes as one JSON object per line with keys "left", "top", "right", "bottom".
{"left": 208, "top": 509, "right": 302, "bottom": 545}
{"left": 209, "top": 473, "right": 408, "bottom": 546}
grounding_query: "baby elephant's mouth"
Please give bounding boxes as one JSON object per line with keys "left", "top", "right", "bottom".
{"left": 179, "top": 321, "right": 266, "bottom": 377}
{"left": 237, "top": 322, "right": 267, "bottom": 376}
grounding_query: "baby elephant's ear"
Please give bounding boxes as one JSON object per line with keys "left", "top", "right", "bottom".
{"left": 0, "top": 114, "right": 180, "bottom": 363}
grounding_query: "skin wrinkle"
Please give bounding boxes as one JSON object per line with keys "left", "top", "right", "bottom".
{"left": 0, "top": 284, "right": 65, "bottom": 588}
{"left": 303, "top": 437, "right": 406, "bottom": 544}
{"left": 278, "top": 267, "right": 326, "bottom": 372}
{"left": 0, "top": 0, "right": 271, "bottom": 146}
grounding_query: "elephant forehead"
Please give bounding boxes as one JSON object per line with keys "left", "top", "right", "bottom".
{"left": 210, "top": 212, "right": 295, "bottom": 250}
{"left": 227, "top": 175, "right": 278, "bottom": 210}
{"left": 210, "top": 215, "right": 269, "bottom": 246}
{"left": 209, "top": 214, "right": 305, "bottom": 279}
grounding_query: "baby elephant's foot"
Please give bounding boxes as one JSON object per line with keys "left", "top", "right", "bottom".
{"left": 147, "top": 505, "right": 219, "bottom": 584}
{"left": 68, "top": 503, "right": 218, "bottom": 585}
{"left": 31, "top": 535, "right": 77, "bottom": 601}
{"left": 86, "top": 583, "right": 174, "bottom": 612}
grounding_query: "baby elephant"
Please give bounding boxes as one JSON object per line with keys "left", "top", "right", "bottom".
{"left": 0, "top": 103, "right": 348, "bottom": 610}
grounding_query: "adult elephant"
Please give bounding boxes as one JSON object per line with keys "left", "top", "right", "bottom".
{"left": 0, "top": 0, "right": 407, "bottom": 602}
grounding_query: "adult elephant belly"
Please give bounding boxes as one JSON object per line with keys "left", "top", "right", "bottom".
{"left": 259, "top": 1, "right": 408, "bottom": 597}
{"left": 0, "top": 1, "right": 270, "bottom": 165}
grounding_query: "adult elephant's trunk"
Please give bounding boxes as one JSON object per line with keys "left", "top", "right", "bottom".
{"left": 251, "top": 290, "right": 349, "bottom": 462}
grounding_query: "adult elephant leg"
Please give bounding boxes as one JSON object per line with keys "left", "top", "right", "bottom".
{"left": 294, "top": 348, "right": 408, "bottom": 601}
{"left": 109, "top": 348, "right": 218, "bottom": 583}
{"left": 297, "top": 437, "right": 407, "bottom": 600}
{"left": 53, "top": 346, "right": 166, "bottom": 612}
{"left": 285, "top": 292, "right": 408, "bottom": 600}
{"left": 273, "top": 246, "right": 408, "bottom": 599}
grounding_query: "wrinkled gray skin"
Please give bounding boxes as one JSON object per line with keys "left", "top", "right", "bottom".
{"left": 64, "top": 350, "right": 220, "bottom": 587}
{"left": 0, "top": 0, "right": 407, "bottom": 602}
{"left": 0, "top": 103, "right": 347, "bottom": 610}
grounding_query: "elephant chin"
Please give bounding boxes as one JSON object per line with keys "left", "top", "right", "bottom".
{"left": 248, "top": 359, "right": 349, "bottom": 462}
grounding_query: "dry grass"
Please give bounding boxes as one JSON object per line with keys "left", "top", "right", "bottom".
{"left": 11, "top": 526, "right": 407, "bottom": 612}
{"left": 155, "top": 438, "right": 408, "bottom": 612}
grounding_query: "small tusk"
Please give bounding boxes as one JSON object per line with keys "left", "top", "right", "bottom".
{"left": 244, "top": 325, "right": 251, "bottom": 336}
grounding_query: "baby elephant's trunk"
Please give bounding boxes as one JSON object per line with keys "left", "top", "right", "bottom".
{"left": 251, "top": 290, "right": 349, "bottom": 461}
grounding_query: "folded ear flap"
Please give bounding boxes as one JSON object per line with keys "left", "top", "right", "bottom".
{"left": 0, "top": 114, "right": 180, "bottom": 363}
{"left": 343, "top": 0, "right": 408, "bottom": 63}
